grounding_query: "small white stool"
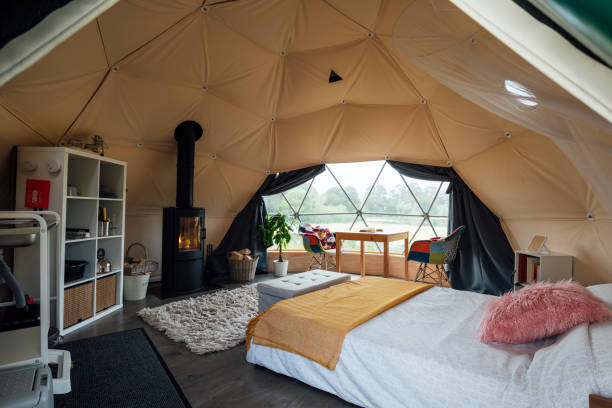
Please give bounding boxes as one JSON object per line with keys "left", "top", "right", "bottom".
{"left": 257, "top": 270, "right": 351, "bottom": 313}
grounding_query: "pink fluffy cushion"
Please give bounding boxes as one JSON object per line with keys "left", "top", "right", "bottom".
{"left": 479, "top": 280, "right": 612, "bottom": 344}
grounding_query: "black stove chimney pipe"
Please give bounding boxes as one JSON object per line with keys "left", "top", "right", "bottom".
{"left": 174, "top": 121, "right": 203, "bottom": 208}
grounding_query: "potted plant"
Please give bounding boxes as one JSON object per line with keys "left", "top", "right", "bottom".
{"left": 259, "top": 213, "right": 293, "bottom": 277}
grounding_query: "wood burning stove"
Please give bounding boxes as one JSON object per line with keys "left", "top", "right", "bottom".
{"left": 162, "top": 121, "right": 206, "bottom": 298}
{"left": 162, "top": 207, "right": 205, "bottom": 297}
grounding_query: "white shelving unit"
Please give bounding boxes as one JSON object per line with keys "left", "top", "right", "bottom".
{"left": 14, "top": 147, "right": 127, "bottom": 335}
{"left": 513, "top": 250, "right": 573, "bottom": 291}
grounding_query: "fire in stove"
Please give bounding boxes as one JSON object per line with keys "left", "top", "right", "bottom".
{"left": 178, "top": 216, "right": 202, "bottom": 252}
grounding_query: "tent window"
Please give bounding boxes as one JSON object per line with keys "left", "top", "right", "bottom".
{"left": 263, "top": 161, "right": 450, "bottom": 254}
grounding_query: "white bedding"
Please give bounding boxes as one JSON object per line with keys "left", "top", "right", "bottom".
{"left": 247, "top": 285, "right": 612, "bottom": 408}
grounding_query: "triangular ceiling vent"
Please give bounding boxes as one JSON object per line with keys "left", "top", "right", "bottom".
{"left": 329, "top": 69, "right": 343, "bottom": 83}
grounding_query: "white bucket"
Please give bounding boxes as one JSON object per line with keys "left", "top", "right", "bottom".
{"left": 123, "top": 273, "right": 150, "bottom": 301}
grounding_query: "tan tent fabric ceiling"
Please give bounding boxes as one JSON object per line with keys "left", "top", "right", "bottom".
{"left": 0, "top": 0, "right": 611, "bottom": 285}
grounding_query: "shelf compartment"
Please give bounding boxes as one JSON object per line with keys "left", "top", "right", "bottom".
{"left": 96, "top": 274, "right": 117, "bottom": 312}
{"left": 63, "top": 281, "right": 94, "bottom": 329}
{"left": 98, "top": 200, "right": 123, "bottom": 237}
{"left": 99, "top": 162, "right": 125, "bottom": 199}
{"left": 66, "top": 199, "right": 98, "bottom": 240}
{"left": 96, "top": 237, "right": 123, "bottom": 276}
{"left": 67, "top": 154, "right": 99, "bottom": 198}
{"left": 65, "top": 240, "right": 96, "bottom": 285}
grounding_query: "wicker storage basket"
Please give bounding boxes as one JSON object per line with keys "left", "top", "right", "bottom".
{"left": 96, "top": 274, "right": 117, "bottom": 312}
{"left": 227, "top": 254, "right": 259, "bottom": 282}
{"left": 64, "top": 281, "right": 93, "bottom": 328}
{"left": 124, "top": 242, "right": 158, "bottom": 275}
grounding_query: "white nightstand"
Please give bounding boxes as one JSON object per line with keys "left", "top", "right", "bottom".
{"left": 513, "top": 250, "right": 573, "bottom": 291}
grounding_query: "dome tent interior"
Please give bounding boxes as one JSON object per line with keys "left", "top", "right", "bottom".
{"left": 1, "top": 1, "right": 612, "bottom": 407}
{"left": 0, "top": 0, "right": 611, "bottom": 289}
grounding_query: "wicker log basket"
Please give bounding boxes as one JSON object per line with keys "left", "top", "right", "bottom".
{"left": 124, "top": 242, "right": 158, "bottom": 275}
{"left": 227, "top": 248, "right": 258, "bottom": 282}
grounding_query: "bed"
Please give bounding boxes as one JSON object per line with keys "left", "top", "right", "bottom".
{"left": 247, "top": 283, "right": 612, "bottom": 408}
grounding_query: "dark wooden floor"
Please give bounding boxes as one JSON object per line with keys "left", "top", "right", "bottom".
{"left": 63, "top": 276, "right": 355, "bottom": 408}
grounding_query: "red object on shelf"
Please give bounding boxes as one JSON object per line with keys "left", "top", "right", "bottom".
{"left": 25, "top": 179, "right": 50, "bottom": 209}
{"left": 518, "top": 253, "right": 527, "bottom": 282}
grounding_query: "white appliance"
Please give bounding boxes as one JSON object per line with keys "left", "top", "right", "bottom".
{"left": 0, "top": 212, "right": 71, "bottom": 408}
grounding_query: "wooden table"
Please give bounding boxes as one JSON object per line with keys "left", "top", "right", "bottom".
{"left": 335, "top": 231, "right": 409, "bottom": 280}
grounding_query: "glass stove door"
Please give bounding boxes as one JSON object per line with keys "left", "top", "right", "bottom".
{"left": 178, "top": 216, "right": 202, "bottom": 252}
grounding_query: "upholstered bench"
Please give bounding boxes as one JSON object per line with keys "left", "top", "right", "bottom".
{"left": 257, "top": 270, "right": 352, "bottom": 313}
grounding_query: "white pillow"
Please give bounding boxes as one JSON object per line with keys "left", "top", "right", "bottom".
{"left": 588, "top": 284, "right": 612, "bottom": 310}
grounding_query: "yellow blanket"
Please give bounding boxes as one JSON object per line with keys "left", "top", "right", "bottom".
{"left": 246, "top": 277, "right": 432, "bottom": 370}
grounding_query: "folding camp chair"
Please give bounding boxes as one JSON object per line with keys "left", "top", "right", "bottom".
{"left": 407, "top": 225, "right": 466, "bottom": 286}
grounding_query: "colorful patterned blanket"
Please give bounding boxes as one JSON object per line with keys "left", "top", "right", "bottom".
{"left": 298, "top": 223, "right": 336, "bottom": 250}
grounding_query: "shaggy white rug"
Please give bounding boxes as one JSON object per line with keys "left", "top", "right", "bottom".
{"left": 138, "top": 284, "right": 259, "bottom": 354}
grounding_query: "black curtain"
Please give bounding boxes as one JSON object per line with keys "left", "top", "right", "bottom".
{"left": 208, "top": 164, "right": 325, "bottom": 277}
{"left": 387, "top": 161, "right": 514, "bottom": 295}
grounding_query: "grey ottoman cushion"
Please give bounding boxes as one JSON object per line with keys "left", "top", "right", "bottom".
{"left": 257, "top": 270, "right": 351, "bottom": 313}
{"left": 258, "top": 293, "right": 284, "bottom": 314}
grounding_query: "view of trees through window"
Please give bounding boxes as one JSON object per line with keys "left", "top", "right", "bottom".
{"left": 263, "top": 161, "right": 450, "bottom": 254}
